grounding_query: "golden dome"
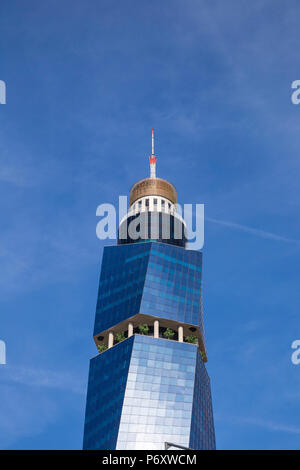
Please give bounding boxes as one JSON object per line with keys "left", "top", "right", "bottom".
{"left": 129, "top": 177, "right": 177, "bottom": 207}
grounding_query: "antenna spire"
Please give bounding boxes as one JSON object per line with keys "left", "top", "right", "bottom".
{"left": 149, "top": 128, "right": 157, "bottom": 178}
{"left": 152, "top": 128, "right": 154, "bottom": 156}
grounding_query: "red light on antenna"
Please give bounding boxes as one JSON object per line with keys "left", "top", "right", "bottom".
{"left": 149, "top": 156, "right": 157, "bottom": 164}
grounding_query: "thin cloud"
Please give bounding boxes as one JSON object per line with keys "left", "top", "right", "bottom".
{"left": 241, "top": 417, "right": 300, "bottom": 435}
{"left": 207, "top": 217, "right": 300, "bottom": 245}
{"left": 3, "top": 365, "right": 86, "bottom": 395}
{"left": 216, "top": 414, "right": 300, "bottom": 436}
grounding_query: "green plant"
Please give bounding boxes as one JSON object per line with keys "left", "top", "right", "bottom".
{"left": 138, "top": 324, "right": 149, "bottom": 335}
{"left": 200, "top": 351, "right": 205, "bottom": 361}
{"left": 163, "top": 327, "right": 175, "bottom": 340}
{"left": 186, "top": 335, "right": 198, "bottom": 344}
{"left": 97, "top": 344, "right": 108, "bottom": 353}
{"left": 115, "top": 332, "right": 126, "bottom": 343}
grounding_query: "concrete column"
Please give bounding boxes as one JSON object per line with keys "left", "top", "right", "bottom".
{"left": 128, "top": 322, "right": 133, "bottom": 337}
{"left": 154, "top": 320, "right": 159, "bottom": 338}
{"left": 108, "top": 331, "right": 114, "bottom": 349}
{"left": 178, "top": 325, "right": 184, "bottom": 343}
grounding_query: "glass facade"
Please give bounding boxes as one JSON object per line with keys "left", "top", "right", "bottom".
{"left": 83, "top": 335, "right": 215, "bottom": 450}
{"left": 85, "top": 241, "right": 215, "bottom": 449}
{"left": 190, "top": 350, "right": 216, "bottom": 449}
{"left": 94, "top": 242, "right": 204, "bottom": 340}
{"left": 141, "top": 243, "right": 205, "bottom": 341}
{"left": 93, "top": 242, "right": 150, "bottom": 335}
{"left": 117, "top": 335, "right": 199, "bottom": 450}
{"left": 83, "top": 337, "right": 134, "bottom": 449}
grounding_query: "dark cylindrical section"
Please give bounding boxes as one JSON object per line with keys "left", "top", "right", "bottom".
{"left": 118, "top": 211, "right": 186, "bottom": 248}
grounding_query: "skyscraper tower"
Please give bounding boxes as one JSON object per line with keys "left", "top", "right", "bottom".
{"left": 83, "top": 131, "right": 216, "bottom": 450}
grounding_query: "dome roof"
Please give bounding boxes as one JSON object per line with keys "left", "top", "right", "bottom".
{"left": 129, "top": 177, "right": 177, "bottom": 207}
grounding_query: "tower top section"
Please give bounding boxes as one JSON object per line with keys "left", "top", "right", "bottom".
{"left": 129, "top": 129, "right": 177, "bottom": 207}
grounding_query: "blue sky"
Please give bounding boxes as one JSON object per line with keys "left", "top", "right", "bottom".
{"left": 0, "top": 0, "right": 300, "bottom": 449}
